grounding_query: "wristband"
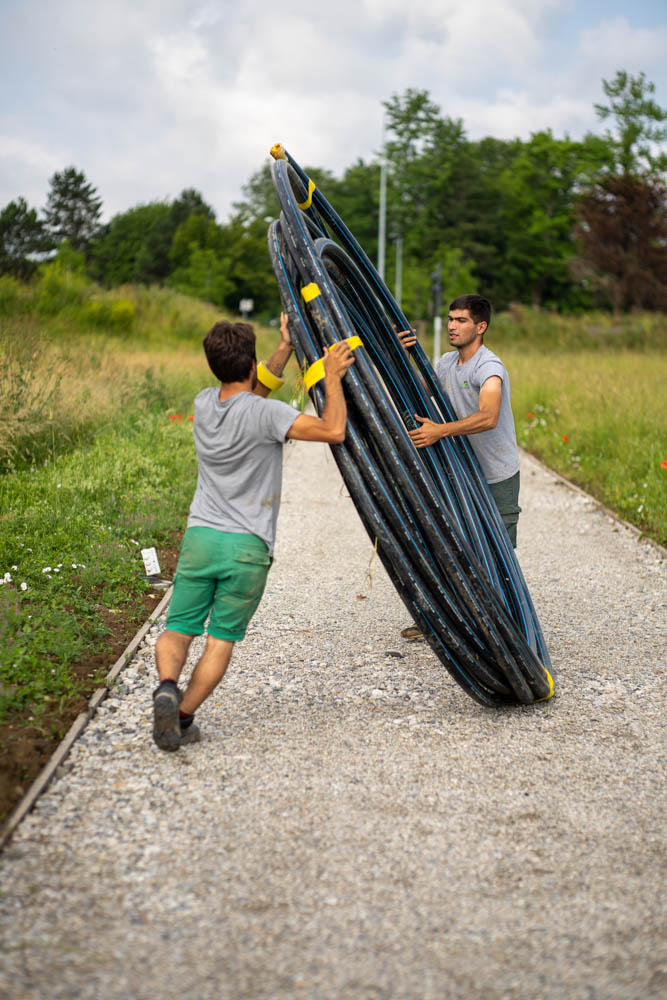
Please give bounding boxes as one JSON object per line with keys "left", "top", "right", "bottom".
{"left": 257, "top": 362, "right": 285, "bottom": 391}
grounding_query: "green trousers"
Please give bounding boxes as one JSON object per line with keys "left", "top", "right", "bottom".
{"left": 488, "top": 471, "right": 521, "bottom": 548}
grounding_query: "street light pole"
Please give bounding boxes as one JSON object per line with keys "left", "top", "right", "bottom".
{"left": 378, "top": 116, "right": 387, "bottom": 281}
{"left": 431, "top": 268, "right": 442, "bottom": 364}
{"left": 395, "top": 235, "right": 403, "bottom": 309}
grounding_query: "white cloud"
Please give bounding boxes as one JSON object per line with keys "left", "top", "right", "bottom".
{"left": 0, "top": 1, "right": 665, "bottom": 223}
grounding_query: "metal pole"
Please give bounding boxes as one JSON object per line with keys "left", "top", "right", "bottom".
{"left": 378, "top": 117, "right": 387, "bottom": 280}
{"left": 431, "top": 268, "right": 442, "bottom": 365}
{"left": 395, "top": 236, "right": 403, "bottom": 309}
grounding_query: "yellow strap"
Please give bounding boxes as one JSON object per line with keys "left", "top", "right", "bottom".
{"left": 256, "top": 362, "right": 285, "bottom": 392}
{"left": 303, "top": 337, "right": 363, "bottom": 391}
{"left": 303, "top": 359, "right": 325, "bottom": 391}
{"left": 535, "top": 667, "right": 555, "bottom": 702}
{"left": 270, "top": 143, "right": 287, "bottom": 161}
{"left": 297, "top": 178, "right": 316, "bottom": 210}
{"left": 301, "top": 283, "right": 321, "bottom": 302}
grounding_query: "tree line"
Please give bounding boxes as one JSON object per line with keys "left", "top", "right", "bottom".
{"left": 1, "top": 71, "right": 665, "bottom": 318}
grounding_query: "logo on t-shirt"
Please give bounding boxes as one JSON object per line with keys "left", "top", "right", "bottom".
{"left": 462, "top": 380, "right": 469, "bottom": 387}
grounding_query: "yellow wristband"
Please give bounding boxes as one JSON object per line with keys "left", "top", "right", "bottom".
{"left": 257, "top": 362, "right": 285, "bottom": 392}
{"left": 303, "top": 337, "right": 363, "bottom": 391}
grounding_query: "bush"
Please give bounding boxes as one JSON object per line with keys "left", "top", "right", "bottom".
{"left": 109, "top": 299, "right": 135, "bottom": 330}
{"left": 35, "top": 260, "right": 89, "bottom": 316}
{"left": 0, "top": 275, "right": 31, "bottom": 315}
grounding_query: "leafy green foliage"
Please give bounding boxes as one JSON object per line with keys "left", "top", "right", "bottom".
{"left": 595, "top": 70, "right": 667, "bottom": 175}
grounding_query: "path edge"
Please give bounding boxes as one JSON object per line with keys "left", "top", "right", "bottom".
{"left": 0, "top": 586, "right": 173, "bottom": 852}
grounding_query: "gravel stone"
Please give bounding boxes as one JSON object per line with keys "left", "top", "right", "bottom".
{"left": 0, "top": 442, "right": 665, "bottom": 1000}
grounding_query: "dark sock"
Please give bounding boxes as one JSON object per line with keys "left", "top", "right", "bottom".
{"left": 179, "top": 710, "right": 195, "bottom": 731}
{"left": 153, "top": 678, "right": 179, "bottom": 699}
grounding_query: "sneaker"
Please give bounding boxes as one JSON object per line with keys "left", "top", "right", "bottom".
{"left": 179, "top": 722, "right": 201, "bottom": 745}
{"left": 400, "top": 624, "right": 424, "bottom": 641}
{"left": 152, "top": 682, "right": 183, "bottom": 751}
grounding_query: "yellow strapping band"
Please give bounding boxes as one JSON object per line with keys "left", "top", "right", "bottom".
{"left": 303, "top": 337, "right": 363, "bottom": 391}
{"left": 256, "top": 362, "right": 285, "bottom": 392}
{"left": 535, "top": 667, "right": 555, "bottom": 702}
{"left": 297, "top": 179, "right": 316, "bottom": 211}
{"left": 301, "top": 283, "right": 321, "bottom": 302}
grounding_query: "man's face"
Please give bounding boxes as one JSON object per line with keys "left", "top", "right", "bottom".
{"left": 447, "top": 309, "right": 486, "bottom": 347}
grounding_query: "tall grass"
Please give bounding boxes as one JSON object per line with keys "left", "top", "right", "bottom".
{"left": 0, "top": 270, "right": 288, "bottom": 472}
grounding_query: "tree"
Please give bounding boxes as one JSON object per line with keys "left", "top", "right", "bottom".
{"left": 595, "top": 70, "right": 667, "bottom": 175}
{"left": 43, "top": 166, "right": 103, "bottom": 252}
{"left": 574, "top": 173, "right": 667, "bottom": 313}
{"left": 573, "top": 72, "right": 667, "bottom": 312}
{"left": 90, "top": 202, "right": 172, "bottom": 285}
{"left": 0, "top": 197, "right": 48, "bottom": 278}
{"left": 497, "top": 131, "right": 611, "bottom": 308}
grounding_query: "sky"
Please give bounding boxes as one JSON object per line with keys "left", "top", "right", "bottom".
{"left": 1, "top": 0, "right": 666, "bottom": 225}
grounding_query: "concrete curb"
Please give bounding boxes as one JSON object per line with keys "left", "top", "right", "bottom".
{"left": 0, "top": 586, "right": 173, "bottom": 852}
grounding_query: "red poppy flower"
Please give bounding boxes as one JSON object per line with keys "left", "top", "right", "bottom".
{"left": 527, "top": 412, "right": 534, "bottom": 419}
{"left": 188, "top": 415, "right": 194, "bottom": 422}
{"left": 662, "top": 460, "right": 667, "bottom": 469}
{"left": 562, "top": 435, "right": 569, "bottom": 443}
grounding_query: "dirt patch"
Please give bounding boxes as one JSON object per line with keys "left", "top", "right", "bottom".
{"left": 0, "top": 539, "right": 181, "bottom": 827}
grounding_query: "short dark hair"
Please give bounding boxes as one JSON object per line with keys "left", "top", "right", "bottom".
{"left": 203, "top": 320, "right": 256, "bottom": 383}
{"left": 449, "top": 294, "right": 492, "bottom": 330}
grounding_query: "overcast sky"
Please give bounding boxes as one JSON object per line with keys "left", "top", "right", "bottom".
{"left": 1, "top": 0, "right": 665, "bottom": 225}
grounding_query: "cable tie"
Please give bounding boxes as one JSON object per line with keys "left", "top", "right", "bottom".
{"left": 297, "top": 179, "right": 316, "bottom": 210}
{"left": 301, "top": 283, "right": 321, "bottom": 302}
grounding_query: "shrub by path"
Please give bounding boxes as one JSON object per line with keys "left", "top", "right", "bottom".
{"left": 0, "top": 442, "right": 665, "bottom": 1000}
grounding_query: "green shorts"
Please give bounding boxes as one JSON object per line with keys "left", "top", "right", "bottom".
{"left": 165, "top": 527, "right": 271, "bottom": 642}
{"left": 488, "top": 471, "right": 521, "bottom": 548}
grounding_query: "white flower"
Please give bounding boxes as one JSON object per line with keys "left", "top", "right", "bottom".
{"left": 11, "top": 565, "right": 17, "bottom": 570}
{"left": 42, "top": 567, "right": 52, "bottom": 573}
{"left": 3, "top": 572, "right": 11, "bottom": 583}
{"left": 72, "top": 563, "right": 78, "bottom": 569}
{"left": 20, "top": 582, "right": 27, "bottom": 591}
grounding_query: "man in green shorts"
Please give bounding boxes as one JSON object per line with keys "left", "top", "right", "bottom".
{"left": 398, "top": 293, "right": 521, "bottom": 639}
{"left": 153, "top": 313, "right": 354, "bottom": 750}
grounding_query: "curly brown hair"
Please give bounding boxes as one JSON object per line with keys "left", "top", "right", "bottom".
{"left": 203, "top": 321, "right": 256, "bottom": 383}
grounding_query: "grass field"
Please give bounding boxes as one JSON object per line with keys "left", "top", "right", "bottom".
{"left": 0, "top": 269, "right": 665, "bottom": 766}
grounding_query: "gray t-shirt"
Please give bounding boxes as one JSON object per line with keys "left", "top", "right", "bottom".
{"left": 435, "top": 345, "right": 519, "bottom": 484}
{"left": 187, "top": 388, "right": 299, "bottom": 556}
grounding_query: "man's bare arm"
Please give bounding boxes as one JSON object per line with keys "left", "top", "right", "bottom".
{"left": 253, "top": 312, "right": 294, "bottom": 398}
{"left": 287, "top": 342, "right": 354, "bottom": 443}
{"left": 407, "top": 376, "right": 503, "bottom": 448}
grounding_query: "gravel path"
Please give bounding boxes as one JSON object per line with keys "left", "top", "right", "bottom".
{"left": 1, "top": 441, "right": 665, "bottom": 1000}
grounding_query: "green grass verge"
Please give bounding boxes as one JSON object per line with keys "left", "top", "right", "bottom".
{"left": 0, "top": 412, "right": 197, "bottom": 721}
{"left": 503, "top": 347, "right": 667, "bottom": 546}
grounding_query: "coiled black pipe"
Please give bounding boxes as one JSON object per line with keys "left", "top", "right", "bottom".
{"left": 267, "top": 145, "right": 553, "bottom": 707}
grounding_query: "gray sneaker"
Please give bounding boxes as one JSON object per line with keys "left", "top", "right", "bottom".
{"left": 179, "top": 722, "right": 201, "bottom": 745}
{"left": 152, "top": 683, "right": 183, "bottom": 751}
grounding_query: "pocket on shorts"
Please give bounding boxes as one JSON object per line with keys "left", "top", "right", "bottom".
{"left": 232, "top": 543, "right": 271, "bottom": 567}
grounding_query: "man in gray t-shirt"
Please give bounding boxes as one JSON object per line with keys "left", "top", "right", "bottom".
{"left": 152, "top": 314, "right": 355, "bottom": 751}
{"left": 398, "top": 293, "right": 521, "bottom": 547}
